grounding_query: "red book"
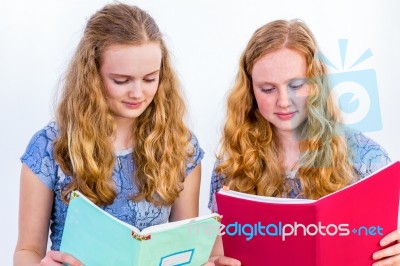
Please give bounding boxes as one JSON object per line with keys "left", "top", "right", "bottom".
{"left": 216, "top": 161, "right": 400, "bottom": 266}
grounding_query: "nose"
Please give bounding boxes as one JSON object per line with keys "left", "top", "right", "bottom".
{"left": 127, "top": 81, "right": 143, "bottom": 99}
{"left": 277, "top": 87, "right": 291, "bottom": 108}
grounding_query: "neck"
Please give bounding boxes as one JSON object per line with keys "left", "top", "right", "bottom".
{"left": 276, "top": 130, "right": 301, "bottom": 171}
{"left": 113, "top": 118, "right": 135, "bottom": 151}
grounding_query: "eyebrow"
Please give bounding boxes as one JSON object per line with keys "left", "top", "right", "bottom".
{"left": 255, "top": 77, "right": 306, "bottom": 85}
{"left": 109, "top": 70, "right": 160, "bottom": 78}
{"left": 254, "top": 81, "right": 276, "bottom": 87}
{"left": 144, "top": 70, "right": 160, "bottom": 76}
{"left": 288, "top": 77, "right": 307, "bottom": 83}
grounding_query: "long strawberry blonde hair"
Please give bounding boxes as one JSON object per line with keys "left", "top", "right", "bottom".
{"left": 217, "top": 19, "right": 356, "bottom": 199}
{"left": 54, "top": 3, "right": 193, "bottom": 206}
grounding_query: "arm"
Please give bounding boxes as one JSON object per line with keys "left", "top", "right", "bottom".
{"left": 169, "top": 163, "right": 201, "bottom": 221}
{"left": 204, "top": 165, "right": 241, "bottom": 266}
{"left": 13, "top": 164, "right": 81, "bottom": 266}
{"left": 14, "top": 164, "right": 54, "bottom": 265}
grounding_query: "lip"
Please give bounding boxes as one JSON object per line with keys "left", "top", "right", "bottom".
{"left": 122, "top": 101, "right": 143, "bottom": 109}
{"left": 275, "top": 111, "right": 297, "bottom": 120}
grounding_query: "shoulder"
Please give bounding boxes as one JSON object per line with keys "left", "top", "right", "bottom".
{"left": 210, "top": 160, "right": 225, "bottom": 188}
{"left": 345, "top": 128, "right": 390, "bottom": 160}
{"left": 36, "top": 121, "right": 58, "bottom": 140}
{"left": 345, "top": 128, "right": 391, "bottom": 178}
{"left": 185, "top": 132, "right": 204, "bottom": 175}
{"left": 22, "top": 122, "right": 59, "bottom": 155}
{"left": 188, "top": 132, "right": 201, "bottom": 149}
{"left": 208, "top": 160, "right": 225, "bottom": 212}
{"left": 189, "top": 132, "right": 204, "bottom": 155}
{"left": 21, "top": 121, "right": 60, "bottom": 190}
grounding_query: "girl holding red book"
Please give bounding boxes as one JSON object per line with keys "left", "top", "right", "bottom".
{"left": 207, "top": 19, "right": 398, "bottom": 266}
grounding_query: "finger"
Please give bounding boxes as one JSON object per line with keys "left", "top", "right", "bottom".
{"left": 373, "top": 242, "right": 400, "bottom": 261}
{"left": 39, "top": 256, "right": 63, "bottom": 266}
{"left": 47, "top": 250, "right": 82, "bottom": 266}
{"left": 372, "top": 254, "right": 400, "bottom": 266}
{"left": 215, "top": 256, "right": 241, "bottom": 266}
{"left": 380, "top": 230, "right": 400, "bottom": 247}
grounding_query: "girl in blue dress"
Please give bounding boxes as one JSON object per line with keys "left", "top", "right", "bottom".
{"left": 14, "top": 3, "right": 204, "bottom": 265}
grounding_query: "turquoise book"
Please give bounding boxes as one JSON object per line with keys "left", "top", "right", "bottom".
{"left": 60, "top": 191, "right": 221, "bottom": 266}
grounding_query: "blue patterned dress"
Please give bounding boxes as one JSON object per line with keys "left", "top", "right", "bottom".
{"left": 21, "top": 122, "right": 204, "bottom": 250}
{"left": 208, "top": 129, "right": 391, "bottom": 213}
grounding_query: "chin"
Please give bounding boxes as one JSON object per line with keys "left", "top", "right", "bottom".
{"left": 273, "top": 124, "right": 301, "bottom": 133}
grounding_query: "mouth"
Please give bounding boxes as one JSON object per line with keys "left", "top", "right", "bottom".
{"left": 122, "top": 101, "right": 143, "bottom": 109}
{"left": 275, "top": 111, "right": 297, "bottom": 120}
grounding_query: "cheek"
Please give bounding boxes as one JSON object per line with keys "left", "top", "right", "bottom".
{"left": 295, "top": 96, "right": 309, "bottom": 113}
{"left": 254, "top": 92, "right": 273, "bottom": 114}
{"left": 145, "top": 82, "right": 159, "bottom": 99}
{"left": 294, "top": 85, "right": 311, "bottom": 104}
{"left": 104, "top": 82, "right": 122, "bottom": 99}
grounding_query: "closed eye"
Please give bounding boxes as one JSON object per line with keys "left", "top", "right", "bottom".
{"left": 288, "top": 79, "right": 306, "bottom": 90}
{"left": 113, "top": 79, "right": 129, "bottom": 85}
{"left": 144, "top": 78, "right": 157, "bottom": 83}
{"left": 261, "top": 87, "right": 276, "bottom": 94}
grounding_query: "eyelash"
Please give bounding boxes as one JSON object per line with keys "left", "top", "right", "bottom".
{"left": 261, "top": 88, "right": 275, "bottom": 94}
{"left": 113, "top": 78, "right": 157, "bottom": 85}
{"left": 113, "top": 80, "right": 129, "bottom": 85}
{"left": 289, "top": 83, "right": 305, "bottom": 90}
{"left": 260, "top": 83, "right": 305, "bottom": 94}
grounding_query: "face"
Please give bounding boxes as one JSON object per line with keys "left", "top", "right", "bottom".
{"left": 252, "top": 48, "right": 310, "bottom": 136}
{"left": 100, "top": 43, "right": 162, "bottom": 125}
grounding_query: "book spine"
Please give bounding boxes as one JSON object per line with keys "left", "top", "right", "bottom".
{"left": 131, "top": 231, "right": 151, "bottom": 241}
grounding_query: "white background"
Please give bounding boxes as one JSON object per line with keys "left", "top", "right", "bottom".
{"left": 1, "top": 0, "right": 399, "bottom": 264}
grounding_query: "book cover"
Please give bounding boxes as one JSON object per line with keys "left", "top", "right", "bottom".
{"left": 60, "top": 191, "right": 220, "bottom": 266}
{"left": 216, "top": 161, "right": 400, "bottom": 266}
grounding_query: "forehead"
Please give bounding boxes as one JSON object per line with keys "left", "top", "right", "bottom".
{"left": 251, "top": 48, "right": 307, "bottom": 83}
{"left": 101, "top": 43, "right": 162, "bottom": 76}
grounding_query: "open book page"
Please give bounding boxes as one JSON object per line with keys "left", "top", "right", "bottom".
{"left": 218, "top": 189, "right": 315, "bottom": 204}
{"left": 220, "top": 161, "right": 399, "bottom": 204}
{"left": 142, "top": 213, "right": 221, "bottom": 234}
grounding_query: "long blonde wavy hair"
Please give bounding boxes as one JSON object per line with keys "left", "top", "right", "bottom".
{"left": 217, "top": 19, "right": 356, "bottom": 199}
{"left": 55, "top": 3, "right": 192, "bottom": 206}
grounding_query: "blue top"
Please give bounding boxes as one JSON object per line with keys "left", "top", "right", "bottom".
{"left": 21, "top": 122, "right": 204, "bottom": 250}
{"left": 208, "top": 129, "right": 391, "bottom": 213}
